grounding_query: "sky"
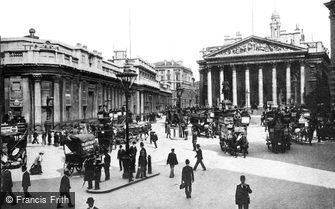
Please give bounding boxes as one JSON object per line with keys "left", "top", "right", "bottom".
{"left": 0, "top": 0, "right": 331, "bottom": 81}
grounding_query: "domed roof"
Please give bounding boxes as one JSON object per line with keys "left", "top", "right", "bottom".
{"left": 271, "top": 10, "right": 280, "bottom": 19}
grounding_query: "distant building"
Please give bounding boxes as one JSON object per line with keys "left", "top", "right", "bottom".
{"left": 198, "top": 11, "right": 330, "bottom": 110}
{"left": 154, "top": 60, "right": 197, "bottom": 108}
{"left": 0, "top": 29, "right": 171, "bottom": 131}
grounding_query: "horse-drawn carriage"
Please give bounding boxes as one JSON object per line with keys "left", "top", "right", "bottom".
{"left": 219, "top": 110, "right": 249, "bottom": 157}
{"left": 63, "top": 134, "right": 98, "bottom": 175}
{"left": 265, "top": 110, "right": 291, "bottom": 153}
{"left": 289, "top": 108, "right": 312, "bottom": 144}
{"left": 190, "top": 111, "right": 213, "bottom": 138}
{"left": 1, "top": 122, "right": 28, "bottom": 170}
{"left": 113, "top": 122, "right": 152, "bottom": 145}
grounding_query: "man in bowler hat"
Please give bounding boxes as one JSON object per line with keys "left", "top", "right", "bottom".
{"left": 166, "top": 148, "right": 178, "bottom": 178}
{"left": 193, "top": 144, "right": 206, "bottom": 171}
{"left": 86, "top": 197, "right": 98, "bottom": 209}
{"left": 235, "top": 175, "right": 252, "bottom": 209}
{"left": 57, "top": 170, "right": 74, "bottom": 208}
{"left": 22, "top": 165, "right": 31, "bottom": 198}
{"left": 181, "top": 159, "right": 194, "bottom": 198}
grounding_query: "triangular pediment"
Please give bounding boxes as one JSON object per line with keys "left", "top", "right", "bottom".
{"left": 206, "top": 35, "right": 306, "bottom": 58}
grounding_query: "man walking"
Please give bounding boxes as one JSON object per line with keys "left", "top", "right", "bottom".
{"left": 57, "top": 170, "right": 74, "bottom": 208}
{"left": 192, "top": 128, "right": 197, "bottom": 151}
{"left": 152, "top": 132, "right": 158, "bottom": 148}
{"left": 117, "top": 145, "right": 125, "bottom": 171}
{"left": 181, "top": 159, "right": 194, "bottom": 199}
{"left": 166, "top": 148, "right": 178, "bottom": 178}
{"left": 103, "top": 150, "right": 110, "bottom": 181}
{"left": 138, "top": 142, "right": 147, "bottom": 178}
{"left": 22, "top": 165, "right": 31, "bottom": 198}
{"left": 193, "top": 144, "right": 206, "bottom": 171}
{"left": 32, "top": 129, "right": 39, "bottom": 144}
{"left": 235, "top": 175, "right": 252, "bottom": 209}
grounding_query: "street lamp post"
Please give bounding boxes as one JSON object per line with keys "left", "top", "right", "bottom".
{"left": 116, "top": 60, "right": 137, "bottom": 180}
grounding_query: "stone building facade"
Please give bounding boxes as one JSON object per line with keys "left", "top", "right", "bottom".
{"left": 0, "top": 30, "right": 172, "bottom": 131}
{"left": 198, "top": 12, "right": 331, "bottom": 110}
{"left": 154, "top": 60, "right": 197, "bottom": 108}
{"left": 325, "top": 0, "right": 335, "bottom": 110}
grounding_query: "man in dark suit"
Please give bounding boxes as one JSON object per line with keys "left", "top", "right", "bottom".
{"left": 138, "top": 142, "right": 147, "bottom": 178}
{"left": 235, "top": 175, "right": 252, "bottom": 209}
{"left": 181, "top": 159, "right": 194, "bottom": 198}
{"left": 117, "top": 145, "right": 125, "bottom": 171}
{"left": 129, "top": 142, "right": 137, "bottom": 173}
{"left": 0, "top": 165, "right": 17, "bottom": 205}
{"left": 94, "top": 156, "right": 102, "bottom": 190}
{"left": 166, "top": 148, "right": 178, "bottom": 178}
{"left": 57, "top": 170, "right": 74, "bottom": 208}
{"left": 193, "top": 144, "right": 206, "bottom": 171}
{"left": 84, "top": 157, "right": 95, "bottom": 189}
{"left": 103, "top": 150, "right": 111, "bottom": 181}
{"left": 22, "top": 165, "right": 31, "bottom": 198}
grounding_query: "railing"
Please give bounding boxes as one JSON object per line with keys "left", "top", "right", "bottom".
{"left": 2, "top": 50, "right": 122, "bottom": 78}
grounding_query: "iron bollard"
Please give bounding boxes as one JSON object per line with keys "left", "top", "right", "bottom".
{"left": 148, "top": 155, "right": 152, "bottom": 174}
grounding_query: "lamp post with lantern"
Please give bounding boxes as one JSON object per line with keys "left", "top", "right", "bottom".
{"left": 116, "top": 59, "right": 137, "bottom": 180}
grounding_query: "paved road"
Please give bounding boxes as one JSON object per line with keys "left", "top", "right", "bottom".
{"left": 5, "top": 116, "right": 335, "bottom": 209}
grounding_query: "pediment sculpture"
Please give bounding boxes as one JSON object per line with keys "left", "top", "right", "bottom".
{"left": 214, "top": 39, "right": 295, "bottom": 57}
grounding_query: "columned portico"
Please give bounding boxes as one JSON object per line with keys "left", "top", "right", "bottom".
{"left": 207, "top": 68, "right": 212, "bottom": 107}
{"left": 272, "top": 64, "right": 277, "bottom": 107}
{"left": 286, "top": 63, "right": 291, "bottom": 104}
{"left": 232, "top": 65, "right": 237, "bottom": 106}
{"left": 258, "top": 65, "right": 263, "bottom": 108}
{"left": 198, "top": 35, "right": 330, "bottom": 110}
{"left": 245, "top": 66, "right": 250, "bottom": 108}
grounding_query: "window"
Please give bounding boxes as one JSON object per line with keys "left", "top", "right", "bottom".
{"left": 82, "top": 54, "right": 86, "bottom": 64}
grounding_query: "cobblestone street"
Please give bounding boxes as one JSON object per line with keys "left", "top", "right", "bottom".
{"left": 4, "top": 116, "right": 335, "bottom": 209}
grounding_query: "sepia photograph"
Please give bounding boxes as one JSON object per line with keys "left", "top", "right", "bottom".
{"left": 0, "top": 0, "right": 335, "bottom": 208}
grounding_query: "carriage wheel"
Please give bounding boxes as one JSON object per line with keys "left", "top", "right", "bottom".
{"left": 75, "top": 165, "right": 83, "bottom": 172}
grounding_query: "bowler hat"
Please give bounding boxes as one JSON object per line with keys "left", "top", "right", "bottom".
{"left": 86, "top": 197, "right": 94, "bottom": 203}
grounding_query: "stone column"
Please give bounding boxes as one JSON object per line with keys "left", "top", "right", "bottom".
{"left": 219, "top": 67, "right": 224, "bottom": 102}
{"left": 107, "top": 86, "right": 111, "bottom": 111}
{"left": 22, "top": 77, "right": 31, "bottom": 127}
{"left": 53, "top": 75, "right": 61, "bottom": 129}
{"left": 258, "top": 65, "right": 263, "bottom": 108}
{"left": 207, "top": 68, "right": 212, "bottom": 107}
{"left": 232, "top": 65, "right": 238, "bottom": 106}
{"left": 245, "top": 66, "right": 250, "bottom": 108}
{"left": 300, "top": 61, "right": 305, "bottom": 104}
{"left": 136, "top": 91, "right": 140, "bottom": 115}
{"left": 140, "top": 91, "right": 144, "bottom": 120}
{"left": 272, "top": 64, "right": 277, "bottom": 107}
{"left": 78, "top": 80, "right": 82, "bottom": 120}
{"left": 286, "top": 62, "right": 291, "bottom": 105}
{"left": 33, "top": 74, "right": 42, "bottom": 131}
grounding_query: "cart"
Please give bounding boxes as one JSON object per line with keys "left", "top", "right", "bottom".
{"left": 63, "top": 134, "right": 98, "bottom": 175}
